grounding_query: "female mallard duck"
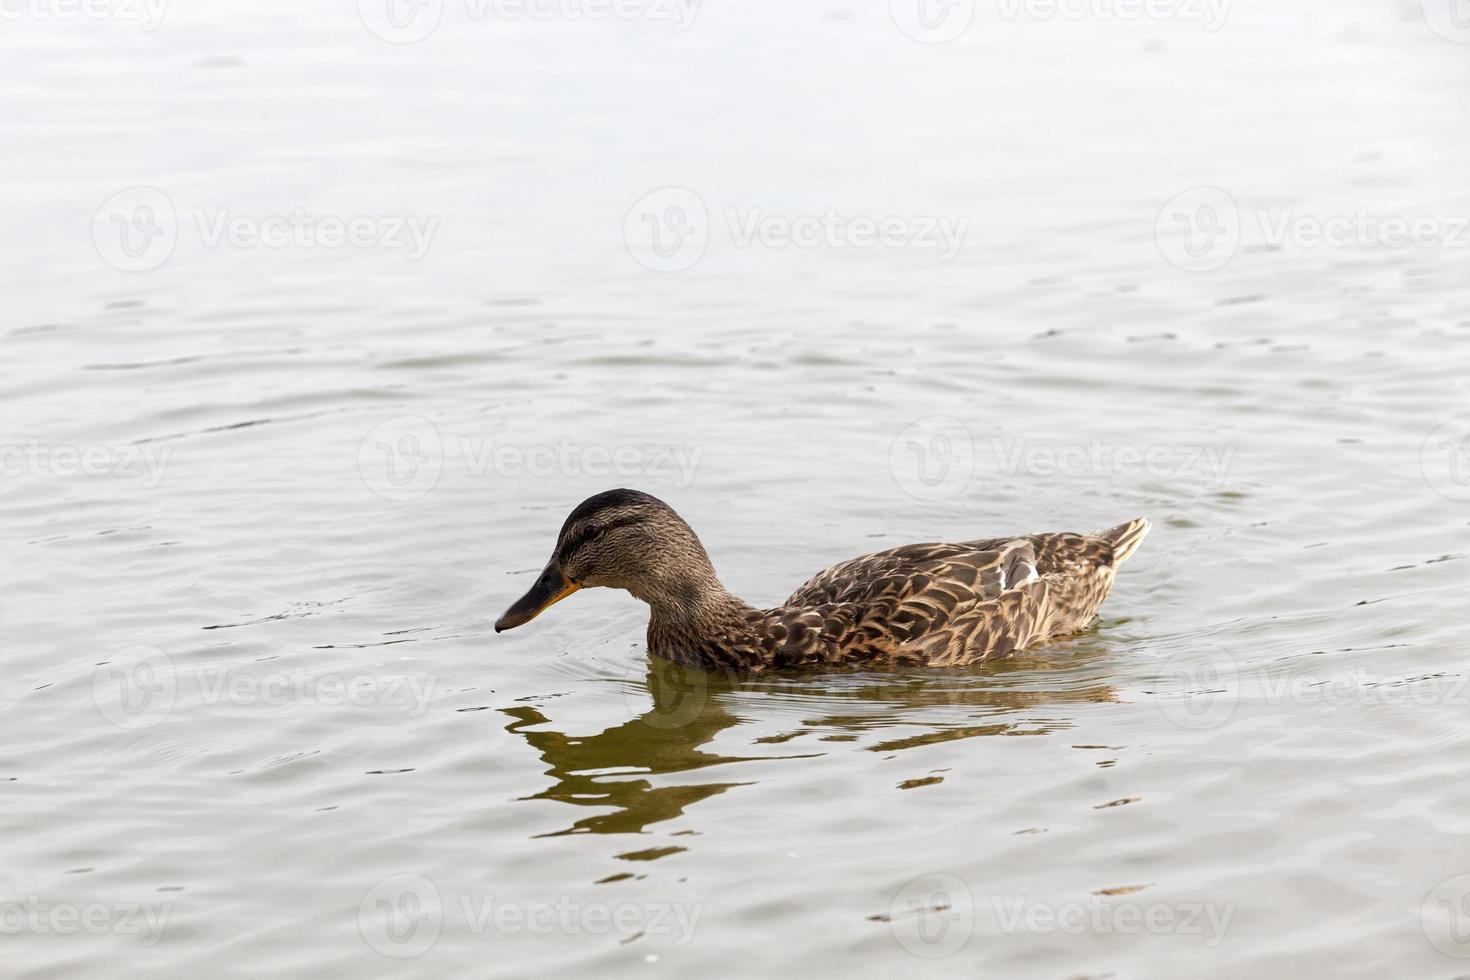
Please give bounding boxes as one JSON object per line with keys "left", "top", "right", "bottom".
{"left": 496, "top": 489, "right": 1149, "bottom": 670}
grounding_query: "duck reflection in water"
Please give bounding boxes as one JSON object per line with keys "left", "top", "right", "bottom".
{"left": 504, "top": 659, "right": 757, "bottom": 838}
{"left": 503, "top": 647, "right": 1119, "bottom": 842}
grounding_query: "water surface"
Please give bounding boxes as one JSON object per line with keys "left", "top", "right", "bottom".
{"left": 3, "top": 2, "right": 1470, "bottom": 977}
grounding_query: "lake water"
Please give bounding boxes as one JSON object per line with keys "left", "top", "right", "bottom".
{"left": 5, "top": 1, "right": 1470, "bottom": 976}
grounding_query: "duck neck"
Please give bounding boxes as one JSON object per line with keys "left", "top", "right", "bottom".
{"left": 640, "top": 573, "right": 767, "bottom": 670}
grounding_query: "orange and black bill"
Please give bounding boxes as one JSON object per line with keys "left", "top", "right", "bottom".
{"left": 495, "top": 561, "right": 580, "bottom": 633}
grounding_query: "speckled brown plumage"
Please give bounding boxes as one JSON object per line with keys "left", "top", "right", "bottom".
{"left": 496, "top": 489, "right": 1150, "bottom": 671}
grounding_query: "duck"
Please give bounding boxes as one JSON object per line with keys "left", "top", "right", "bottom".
{"left": 495, "top": 489, "right": 1149, "bottom": 670}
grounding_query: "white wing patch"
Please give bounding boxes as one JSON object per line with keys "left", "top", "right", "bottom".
{"left": 999, "top": 541, "right": 1040, "bottom": 591}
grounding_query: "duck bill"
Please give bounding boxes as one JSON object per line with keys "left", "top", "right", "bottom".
{"left": 495, "top": 561, "right": 580, "bottom": 633}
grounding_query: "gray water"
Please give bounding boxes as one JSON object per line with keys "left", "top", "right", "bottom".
{"left": 5, "top": 1, "right": 1470, "bottom": 977}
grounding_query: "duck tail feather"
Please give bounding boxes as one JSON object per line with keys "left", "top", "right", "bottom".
{"left": 1096, "top": 518, "right": 1151, "bottom": 565}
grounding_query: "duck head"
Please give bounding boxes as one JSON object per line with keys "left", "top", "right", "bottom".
{"left": 495, "top": 489, "right": 722, "bottom": 633}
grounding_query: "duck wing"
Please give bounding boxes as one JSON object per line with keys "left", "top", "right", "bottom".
{"left": 784, "top": 540, "right": 1038, "bottom": 609}
{"left": 776, "top": 522, "right": 1150, "bottom": 667}
{"left": 900, "top": 521, "right": 1152, "bottom": 665}
{"left": 773, "top": 539, "right": 1035, "bottom": 653}
{"left": 751, "top": 540, "right": 1040, "bottom": 667}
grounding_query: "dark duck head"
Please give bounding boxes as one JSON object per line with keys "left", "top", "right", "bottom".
{"left": 495, "top": 489, "right": 741, "bottom": 635}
